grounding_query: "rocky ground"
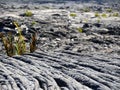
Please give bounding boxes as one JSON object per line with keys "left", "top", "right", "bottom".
{"left": 0, "top": 2, "right": 120, "bottom": 90}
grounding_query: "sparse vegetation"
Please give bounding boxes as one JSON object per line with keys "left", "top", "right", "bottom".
{"left": 25, "top": 10, "right": 33, "bottom": 17}
{"left": 1, "top": 21, "right": 37, "bottom": 57}
{"left": 101, "top": 13, "right": 107, "bottom": 18}
{"left": 70, "top": 13, "right": 77, "bottom": 17}
{"left": 95, "top": 12, "right": 100, "bottom": 18}
{"left": 113, "top": 12, "right": 119, "bottom": 17}
{"left": 30, "top": 33, "right": 37, "bottom": 53}
{"left": 2, "top": 32, "right": 14, "bottom": 56}
{"left": 77, "top": 27, "right": 83, "bottom": 33}
{"left": 14, "top": 21, "right": 26, "bottom": 55}
{"left": 106, "top": 9, "right": 112, "bottom": 13}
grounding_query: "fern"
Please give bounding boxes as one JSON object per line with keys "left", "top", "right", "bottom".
{"left": 1, "top": 21, "right": 37, "bottom": 56}
{"left": 30, "top": 33, "right": 37, "bottom": 53}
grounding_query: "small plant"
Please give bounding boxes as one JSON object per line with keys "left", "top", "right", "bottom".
{"left": 15, "top": 35, "right": 26, "bottom": 55}
{"left": 31, "top": 21, "right": 37, "bottom": 26}
{"left": 101, "top": 13, "right": 107, "bottom": 18}
{"left": 25, "top": 10, "right": 33, "bottom": 17}
{"left": 113, "top": 12, "right": 119, "bottom": 17}
{"left": 30, "top": 33, "right": 37, "bottom": 53}
{"left": 2, "top": 32, "right": 14, "bottom": 56}
{"left": 97, "top": 19, "right": 100, "bottom": 23}
{"left": 106, "top": 9, "right": 112, "bottom": 13}
{"left": 83, "top": 8, "right": 90, "bottom": 12}
{"left": 70, "top": 13, "right": 77, "bottom": 17}
{"left": 14, "top": 22, "right": 27, "bottom": 55}
{"left": 95, "top": 12, "right": 100, "bottom": 18}
{"left": 77, "top": 27, "right": 83, "bottom": 33}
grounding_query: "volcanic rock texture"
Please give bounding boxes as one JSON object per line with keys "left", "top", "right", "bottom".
{"left": 0, "top": 50, "right": 120, "bottom": 90}
{"left": 0, "top": 2, "right": 120, "bottom": 90}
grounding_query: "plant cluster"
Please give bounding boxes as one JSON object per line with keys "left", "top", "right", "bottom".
{"left": 1, "top": 21, "right": 37, "bottom": 57}
{"left": 95, "top": 13, "right": 108, "bottom": 18}
{"left": 113, "top": 12, "right": 119, "bottom": 17}
{"left": 77, "top": 27, "right": 83, "bottom": 33}
{"left": 95, "top": 12, "right": 100, "bottom": 18}
{"left": 25, "top": 10, "right": 33, "bottom": 17}
{"left": 70, "top": 13, "right": 77, "bottom": 17}
{"left": 106, "top": 9, "right": 112, "bottom": 13}
{"left": 101, "top": 13, "right": 107, "bottom": 18}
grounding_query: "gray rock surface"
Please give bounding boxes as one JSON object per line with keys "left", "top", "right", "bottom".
{"left": 0, "top": 50, "right": 120, "bottom": 90}
{"left": 0, "top": 2, "right": 120, "bottom": 90}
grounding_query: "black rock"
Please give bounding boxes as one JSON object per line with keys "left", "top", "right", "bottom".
{"left": 83, "top": 23, "right": 90, "bottom": 28}
{"left": 93, "top": 23, "right": 101, "bottom": 28}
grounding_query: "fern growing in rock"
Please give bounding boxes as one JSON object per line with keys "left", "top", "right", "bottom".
{"left": 14, "top": 21, "right": 27, "bottom": 55}
{"left": 1, "top": 21, "right": 37, "bottom": 57}
{"left": 30, "top": 33, "right": 37, "bottom": 53}
{"left": 2, "top": 32, "right": 14, "bottom": 56}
